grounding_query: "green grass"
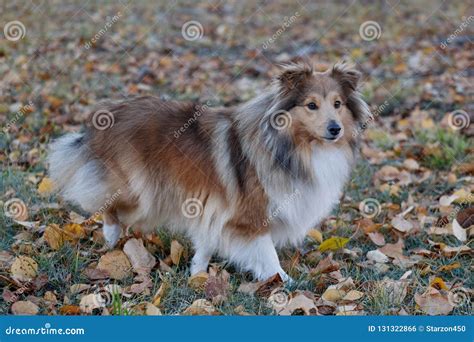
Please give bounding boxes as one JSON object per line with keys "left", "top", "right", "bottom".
{"left": 414, "top": 129, "right": 471, "bottom": 170}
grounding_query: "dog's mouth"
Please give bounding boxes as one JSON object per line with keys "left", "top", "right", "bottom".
{"left": 322, "top": 136, "right": 340, "bottom": 142}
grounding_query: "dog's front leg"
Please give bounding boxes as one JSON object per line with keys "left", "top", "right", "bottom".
{"left": 228, "top": 233, "right": 290, "bottom": 282}
{"left": 190, "top": 247, "right": 212, "bottom": 275}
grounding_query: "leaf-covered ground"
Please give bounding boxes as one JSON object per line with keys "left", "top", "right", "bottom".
{"left": 0, "top": 1, "right": 472, "bottom": 316}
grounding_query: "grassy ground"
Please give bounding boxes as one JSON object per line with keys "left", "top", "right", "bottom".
{"left": 0, "top": 1, "right": 472, "bottom": 315}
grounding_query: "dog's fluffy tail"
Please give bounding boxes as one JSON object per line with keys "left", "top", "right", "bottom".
{"left": 48, "top": 133, "right": 106, "bottom": 213}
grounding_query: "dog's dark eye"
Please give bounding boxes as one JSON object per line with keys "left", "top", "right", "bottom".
{"left": 334, "top": 100, "right": 341, "bottom": 108}
{"left": 307, "top": 102, "right": 318, "bottom": 110}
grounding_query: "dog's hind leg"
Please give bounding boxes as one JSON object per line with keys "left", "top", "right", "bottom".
{"left": 103, "top": 210, "right": 122, "bottom": 248}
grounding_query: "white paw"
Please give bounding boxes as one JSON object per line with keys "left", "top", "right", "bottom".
{"left": 103, "top": 224, "right": 121, "bottom": 248}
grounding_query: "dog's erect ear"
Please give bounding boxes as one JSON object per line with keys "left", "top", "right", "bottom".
{"left": 277, "top": 62, "right": 313, "bottom": 91}
{"left": 331, "top": 61, "right": 362, "bottom": 96}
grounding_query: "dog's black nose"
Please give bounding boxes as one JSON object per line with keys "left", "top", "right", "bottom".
{"left": 327, "top": 121, "right": 341, "bottom": 137}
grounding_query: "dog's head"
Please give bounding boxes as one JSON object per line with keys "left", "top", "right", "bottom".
{"left": 269, "top": 61, "right": 370, "bottom": 145}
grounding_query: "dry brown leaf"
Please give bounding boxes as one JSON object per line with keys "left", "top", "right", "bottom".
{"left": 379, "top": 239, "right": 404, "bottom": 259}
{"left": 11, "top": 300, "right": 39, "bottom": 315}
{"left": 367, "top": 250, "right": 389, "bottom": 263}
{"left": 182, "top": 299, "right": 219, "bottom": 315}
{"left": 145, "top": 302, "right": 162, "bottom": 316}
{"left": 367, "top": 231, "right": 386, "bottom": 246}
{"left": 322, "top": 288, "right": 346, "bottom": 302}
{"left": 70, "top": 284, "right": 91, "bottom": 295}
{"left": 276, "top": 293, "right": 317, "bottom": 315}
{"left": 342, "top": 290, "right": 364, "bottom": 301}
{"left": 10, "top": 255, "right": 38, "bottom": 282}
{"left": 152, "top": 282, "right": 169, "bottom": 307}
{"left": 311, "top": 254, "right": 340, "bottom": 274}
{"left": 188, "top": 272, "right": 209, "bottom": 290}
{"left": 375, "top": 165, "right": 400, "bottom": 182}
{"left": 456, "top": 206, "right": 474, "bottom": 228}
{"left": 415, "top": 287, "right": 454, "bottom": 315}
{"left": 80, "top": 293, "right": 104, "bottom": 314}
{"left": 44, "top": 224, "right": 64, "bottom": 250}
{"left": 59, "top": 305, "right": 81, "bottom": 315}
{"left": 97, "top": 250, "right": 132, "bottom": 280}
{"left": 205, "top": 269, "right": 230, "bottom": 303}
{"left": 307, "top": 229, "right": 323, "bottom": 243}
{"left": 123, "top": 238, "right": 156, "bottom": 274}
{"left": 357, "top": 218, "right": 382, "bottom": 234}
{"left": 403, "top": 158, "right": 420, "bottom": 170}
{"left": 391, "top": 215, "right": 414, "bottom": 233}
{"left": 170, "top": 240, "right": 184, "bottom": 266}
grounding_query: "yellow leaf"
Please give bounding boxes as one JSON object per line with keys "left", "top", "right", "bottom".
{"left": 318, "top": 237, "right": 350, "bottom": 252}
{"left": 38, "top": 177, "right": 54, "bottom": 195}
{"left": 452, "top": 189, "right": 473, "bottom": 204}
{"left": 307, "top": 229, "right": 323, "bottom": 243}
{"left": 430, "top": 277, "right": 448, "bottom": 290}
{"left": 62, "top": 223, "right": 86, "bottom": 242}
{"left": 44, "top": 224, "right": 64, "bottom": 250}
{"left": 437, "top": 262, "right": 461, "bottom": 272}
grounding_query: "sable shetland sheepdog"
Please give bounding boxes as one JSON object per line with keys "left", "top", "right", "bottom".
{"left": 48, "top": 61, "right": 370, "bottom": 281}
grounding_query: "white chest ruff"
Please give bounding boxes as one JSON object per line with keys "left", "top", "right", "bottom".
{"left": 269, "top": 146, "right": 352, "bottom": 247}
